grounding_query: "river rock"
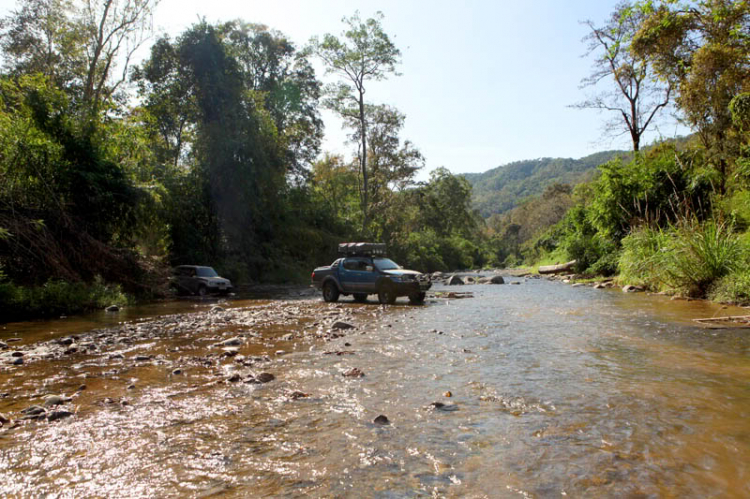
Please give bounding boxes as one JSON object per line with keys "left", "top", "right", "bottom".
{"left": 43, "top": 395, "right": 71, "bottom": 407}
{"left": 21, "top": 405, "right": 46, "bottom": 416}
{"left": 0, "top": 341, "right": 8, "bottom": 349}
{"left": 256, "top": 372, "right": 275, "bottom": 383}
{"left": 11, "top": 351, "right": 23, "bottom": 357}
{"left": 489, "top": 275, "right": 505, "bottom": 284}
{"left": 172, "top": 368, "right": 183, "bottom": 375}
{"left": 430, "top": 402, "right": 459, "bottom": 411}
{"left": 373, "top": 415, "right": 390, "bottom": 425}
{"left": 57, "top": 337, "right": 74, "bottom": 346}
{"left": 105, "top": 305, "right": 120, "bottom": 312}
{"left": 289, "top": 391, "right": 309, "bottom": 400}
{"left": 210, "top": 306, "right": 225, "bottom": 313}
{"left": 622, "top": 285, "right": 644, "bottom": 293}
{"left": 221, "top": 337, "right": 243, "bottom": 347}
{"left": 343, "top": 368, "right": 365, "bottom": 378}
{"left": 0, "top": 413, "right": 10, "bottom": 425}
{"left": 227, "top": 374, "right": 242, "bottom": 383}
{"left": 134, "top": 355, "right": 152, "bottom": 361}
{"left": 11, "top": 357, "right": 23, "bottom": 365}
{"left": 47, "top": 410, "right": 73, "bottom": 422}
{"left": 446, "top": 275, "right": 464, "bottom": 286}
{"left": 331, "top": 321, "right": 354, "bottom": 330}
{"left": 510, "top": 281, "right": 521, "bottom": 285}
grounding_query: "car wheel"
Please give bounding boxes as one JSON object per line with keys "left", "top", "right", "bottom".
{"left": 323, "top": 282, "right": 339, "bottom": 303}
{"left": 378, "top": 283, "right": 396, "bottom": 305}
{"left": 408, "top": 292, "right": 426, "bottom": 305}
{"left": 197, "top": 285, "right": 207, "bottom": 297}
{"left": 353, "top": 293, "right": 367, "bottom": 303}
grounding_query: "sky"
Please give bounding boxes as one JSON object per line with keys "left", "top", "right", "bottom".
{"left": 0, "top": 0, "right": 688, "bottom": 177}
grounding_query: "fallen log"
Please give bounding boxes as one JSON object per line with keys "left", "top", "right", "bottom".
{"left": 538, "top": 260, "right": 577, "bottom": 275}
{"left": 693, "top": 315, "right": 750, "bottom": 329}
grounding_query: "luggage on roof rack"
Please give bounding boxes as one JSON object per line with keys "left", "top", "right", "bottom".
{"left": 338, "top": 242, "right": 386, "bottom": 256}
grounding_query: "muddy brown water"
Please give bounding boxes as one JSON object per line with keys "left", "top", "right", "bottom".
{"left": 1, "top": 279, "right": 750, "bottom": 497}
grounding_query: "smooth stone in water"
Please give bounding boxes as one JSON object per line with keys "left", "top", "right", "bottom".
{"left": 0, "top": 413, "right": 10, "bottom": 424}
{"left": 221, "top": 337, "right": 243, "bottom": 347}
{"left": 0, "top": 341, "right": 7, "bottom": 349}
{"left": 105, "top": 305, "right": 120, "bottom": 312}
{"left": 11, "top": 357, "right": 23, "bottom": 365}
{"left": 331, "top": 321, "right": 355, "bottom": 330}
{"left": 373, "top": 415, "right": 390, "bottom": 425}
{"left": 343, "top": 368, "right": 364, "bottom": 378}
{"left": 43, "top": 395, "right": 71, "bottom": 407}
{"left": 47, "top": 410, "right": 73, "bottom": 422}
{"left": 21, "top": 405, "right": 46, "bottom": 416}
{"left": 256, "top": 372, "right": 275, "bottom": 383}
{"left": 172, "top": 368, "right": 183, "bottom": 375}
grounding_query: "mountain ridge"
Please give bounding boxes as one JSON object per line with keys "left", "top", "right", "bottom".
{"left": 464, "top": 150, "right": 630, "bottom": 217}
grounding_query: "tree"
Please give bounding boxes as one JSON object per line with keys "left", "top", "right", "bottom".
{"left": 356, "top": 103, "right": 423, "bottom": 238}
{"left": 0, "top": 0, "right": 85, "bottom": 91}
{"left": 1, "top": 0, "right": 158, "bottom": 112}
{"left": 309, "top": 11, "right": 401, "bottom": 233}
{"left": 632, "top": 0, "right": 750, "bottom": 191}
{"left": 80, "top": 0, "right": 158, "bottom": 111}
{"left": 575, "top": 1, "right": 672, "bottom": 152}
{"left": 221, "top": 21, "right": 323, "bottom": 180}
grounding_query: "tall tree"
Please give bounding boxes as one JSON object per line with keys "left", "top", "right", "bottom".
{"left": 309, "top": 11, "right": 401, "bottom": 233}
{"left": 632, "top": 0, "right": 750, "bottom": 191}
{"left": 79, "top": 0, "right": 158, "bottom": 111}
{"left": 0, "top": 0, "right": 85, "bottom": 91}
{"left": 575, "top": 1, "right": 672, "bottom": 152}
{"left": 221, "top": 21, "right": 323, "bottom": 180}
{"left": 1, "top": 0, "right": 158, "bottom": 112}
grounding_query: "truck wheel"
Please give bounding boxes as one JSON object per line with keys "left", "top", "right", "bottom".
{"left": 197, "top": 285, "right": 207, "bottom": 297}
{"left": 408, "top": 292, "right": 426, "bottom": 305}
{"left": 323, "top": 282, "right": 339, "bottom": 303}
{"left": 353, "top": 293, "right": 367, "bottom": 303}
{"left": 378, "top": 283, "right": 396, "bottom": 305}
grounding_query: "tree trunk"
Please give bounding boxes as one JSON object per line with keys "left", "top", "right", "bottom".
{"left": 359, "top": 88, "right": 368, "bottom": 233}
{"left": 538, "top": 260, "right": 577, "bottom": 274}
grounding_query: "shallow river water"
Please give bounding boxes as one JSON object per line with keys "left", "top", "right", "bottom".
{"left": 1, "top": 278, "right": 750, "bottom": 498}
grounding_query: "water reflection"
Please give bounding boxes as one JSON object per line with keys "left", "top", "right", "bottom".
{"left": 1, "top": 280, "right": 750, "bottom": 497}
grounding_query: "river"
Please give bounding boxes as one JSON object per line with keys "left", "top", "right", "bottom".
{"left": 1, "top": 277, "right": 749, "bottom": 497}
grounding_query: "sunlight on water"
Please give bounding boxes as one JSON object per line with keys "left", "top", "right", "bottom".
{"left": 1, "top": 280, "right": 750, "bottom": 497}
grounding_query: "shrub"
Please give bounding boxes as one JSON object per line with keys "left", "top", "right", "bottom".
{"left": 619, "top": 226, "right": 670, "bottom": 289}
{"left": 709, "top": 270, "right": 750, "bottom": 305}
{"left": 0, "top": 276, "right": 129, "bottom": 322}
{"left": 663, "top": 220, "right": 743, "bottom": 296}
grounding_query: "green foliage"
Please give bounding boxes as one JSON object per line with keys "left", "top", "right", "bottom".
{"left": 708, "top": 269, "right": 750, "bottom": 305}
{"left": 619, "top": 225, "right": 670, "bottom": 288}
{"left": 0, "top": 275, "right": 129, "bottom": 321}
{"left": 619, "top": 220, "right": 744, "bottom": 297}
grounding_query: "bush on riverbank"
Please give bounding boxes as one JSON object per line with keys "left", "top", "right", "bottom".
{"left": 619, "top": 221, "right": 746, "bottom": 297}
{"left": 0, "top": 275, "right": 129, "bottom": 322}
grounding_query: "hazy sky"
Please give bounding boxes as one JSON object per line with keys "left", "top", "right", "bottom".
{"left": 0, "top": 0, "right": 687, "bottom": 176}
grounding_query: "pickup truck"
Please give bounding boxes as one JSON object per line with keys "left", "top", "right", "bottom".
{"left": 311, "top": 250, "right": 431, "bottom": 305}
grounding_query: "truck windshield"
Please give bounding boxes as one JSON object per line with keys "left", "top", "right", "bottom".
{"left": 196, "top": 267, "right": 219, "bottom": 277}
{"left": 373, "top": 258, "right": 400, "bottom": 271}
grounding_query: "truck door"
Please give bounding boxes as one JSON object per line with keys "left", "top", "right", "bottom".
{"left": 341, "top": 257, "right": 375, "bottom": 292}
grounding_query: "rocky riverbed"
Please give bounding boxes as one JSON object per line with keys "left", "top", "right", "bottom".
{"left": 0, "top": 299, "right": 382, "bottom": 428}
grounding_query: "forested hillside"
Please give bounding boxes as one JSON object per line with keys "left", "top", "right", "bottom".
{"left": 465, "top": 150, "right": 627, "bottom": 217}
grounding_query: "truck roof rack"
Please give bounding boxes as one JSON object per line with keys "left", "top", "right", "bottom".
{"left": 338, "top": 242, "right": 386, "bottom": 256}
